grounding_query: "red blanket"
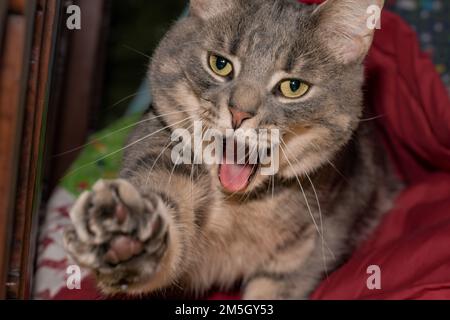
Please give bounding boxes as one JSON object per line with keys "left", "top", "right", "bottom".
{"left": 54, "top": 1, "right": 450, "bottom": 300}
{"left": 308, "top": 0, "right": 450, "bottom": 300}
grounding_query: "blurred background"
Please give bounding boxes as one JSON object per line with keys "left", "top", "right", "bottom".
{"left": 387, "top": 0, "right": 449, "bottom": 90}
{"left": 102, "top": 0, "right": 186, "bottom": 127}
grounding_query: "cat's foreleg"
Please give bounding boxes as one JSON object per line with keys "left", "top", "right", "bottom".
{"left": 64, "top": 165, "right": 211, "bottom": 295}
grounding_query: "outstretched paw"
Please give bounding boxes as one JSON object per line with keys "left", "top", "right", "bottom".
{"left": 63, "top": 179, "right": 169, "bottom": 293}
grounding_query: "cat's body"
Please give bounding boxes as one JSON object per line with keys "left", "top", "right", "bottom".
{"left": 64, "top": 0, "right": 398, "bottom": 299}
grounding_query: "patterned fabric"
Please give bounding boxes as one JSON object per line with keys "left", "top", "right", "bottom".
{"left": 387, "top": 0, "right": 450, "bottom": 92}
{"left": 33, "top": 188, "right": 89, "bottom": 299}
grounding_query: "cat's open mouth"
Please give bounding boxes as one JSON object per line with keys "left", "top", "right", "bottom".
{"left": 218, "top": 140, "right": 260, "bottom": 193}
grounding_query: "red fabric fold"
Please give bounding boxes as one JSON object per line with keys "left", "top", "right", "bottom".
{"left": 304, "top": 0, "right": 450, "bottom": 300}
{"left": 366, "top": 10, "right": 450, "bottom": 184}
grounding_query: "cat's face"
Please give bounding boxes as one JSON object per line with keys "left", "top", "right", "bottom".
{"left": 150, "top": 0, "right": 382, "bottom": 194}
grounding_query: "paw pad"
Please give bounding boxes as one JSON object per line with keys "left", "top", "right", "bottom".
{"left": 105, "top": 236, "right": 144, "bottom": 265}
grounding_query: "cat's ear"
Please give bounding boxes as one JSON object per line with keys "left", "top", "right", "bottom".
{"left": 189, "top": 0, "right": 236, "bottom": 20}
{"left": 314, "top": 0, "right": 384, "bottom": 64}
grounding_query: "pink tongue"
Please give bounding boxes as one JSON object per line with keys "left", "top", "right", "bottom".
{"left": 219, "top": 163, "right": 253, "bottom": 192}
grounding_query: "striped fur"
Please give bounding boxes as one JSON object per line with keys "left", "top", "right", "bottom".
{"left": 64, "top": 0, "right": 398, "bottom": 299}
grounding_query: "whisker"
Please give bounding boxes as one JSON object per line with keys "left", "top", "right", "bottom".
{"left": 190, "top": 124, "right": 208, "bottom": 197}
{"left": 266, "top": 169, "right": 272, "bottom": 194}
{"left": 242, "top": 163, "right": 259, "bottom": 203}
{"left": 278, "top": 144, "right": 320, "bottom": 233}
{"left": 106, "top": 92, "right": 141, "bottom": 110}
{"left": 239, "top": 144, "right": 260, "bottom": 202}
{"left": 54, "top": 108, "right": 200, "bottom": 157}
{"left": 145, "top": 138, "right": 175, "bottom": 186}
{"left": 272, "top": 173, "right": 275, "bottom": 200}
{"left": 359, "top": 114, "right": 385, "bottom": 122}
{"left": 279, "top": 141, "right": 335, "bottom": 261}
{"left": 168, "top": 151, "right": 183, "bottom": 185}
{"left": 326, "top": 159, "right": 349, "bottom": 183}
{"left": 309, "top": 140, "right": 349, "bottom": 184}
{"left": 305, "top": 171, "right": 330, "bottom": 275}
{"left": 123, "top": 44, "right": 151, "bottom": 59}
{"left": 285, "top": 131, "right": 349, "bottom": 185}
{"left": 62, "top": 116, "right": 195, "bottom": 180}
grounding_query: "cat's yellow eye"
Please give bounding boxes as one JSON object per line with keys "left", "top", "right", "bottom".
{"left": 279, "top": 79, "right": 310, "bottom": 99}
{"left": 209, "top": 54, "right": 233, "bottom": 77}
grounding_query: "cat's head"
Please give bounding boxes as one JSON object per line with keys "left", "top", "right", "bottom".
{"left": 149, "top": 0, "right": 383, "bottom": 194}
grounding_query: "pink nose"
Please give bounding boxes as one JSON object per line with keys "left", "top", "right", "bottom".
{"left": 229, "top": 106, "right": 253, "bottom": 129}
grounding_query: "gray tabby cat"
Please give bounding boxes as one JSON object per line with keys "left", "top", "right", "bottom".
{"left": 64, "top": 0, "right": 398, "bottom": 299}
